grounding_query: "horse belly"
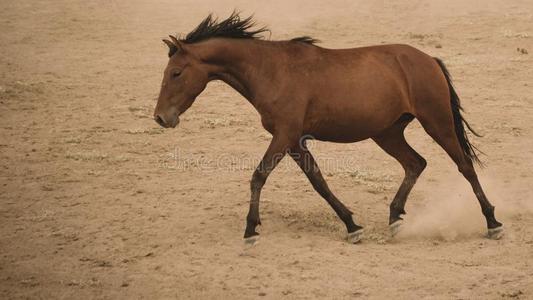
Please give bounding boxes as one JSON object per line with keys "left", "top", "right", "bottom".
{"left": 300, "top": 49, "right": 411, "bottom": 142}
{"left": 304, "top": 96, "right": 405, "bottom": 143}
{"left": 306, "top": 117, "right": 388, "bottom": 143}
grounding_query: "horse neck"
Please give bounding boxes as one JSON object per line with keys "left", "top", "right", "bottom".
{"left": 194, "top": 39, "right": 273, "bottom": 106}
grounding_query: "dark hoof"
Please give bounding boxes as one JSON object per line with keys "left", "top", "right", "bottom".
{"left": 487, "top": 226, "right": 504, "bottom": 240}
{"left": 346, "top": 229, "right": 364, "bottom": 244}
{"left": 389, "top": 220, "right": 404, "bottom": 237}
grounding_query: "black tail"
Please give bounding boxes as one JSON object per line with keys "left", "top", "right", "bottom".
{"left": 434, "top": 58, "right": 483, "bottom": 166}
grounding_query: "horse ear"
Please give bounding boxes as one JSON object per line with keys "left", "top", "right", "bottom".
{"left": 169, "top": 35, "right": 180, "bottom": 46}
{"left": 163, "top": 36, "right": 185, "bottom": 57}
{"left": 162, "top": 39, "right": 178, "bottom": 57}
{"left": 169, "top": 35, "right": 186, "bottom": 52}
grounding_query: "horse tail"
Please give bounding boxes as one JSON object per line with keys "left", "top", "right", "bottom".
{"left": 434, "top": 57, "right": 483, "bottom": 166}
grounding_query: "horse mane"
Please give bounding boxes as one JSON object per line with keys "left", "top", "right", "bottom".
{"left": 179, "top": 12, "right": 318, "bottom": 45}
{"left": 182, "top": 12, "right": 268, "bottom": 44}
{"left": 290, "top": 36, "right": 320, "bottom": 45}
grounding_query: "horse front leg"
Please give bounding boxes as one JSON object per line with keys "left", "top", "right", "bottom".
{"left": 289, "top": 143, "right": 364, "bottom": 243}
{"left": 244, "top": 134, "right": 293, "bottom": 243}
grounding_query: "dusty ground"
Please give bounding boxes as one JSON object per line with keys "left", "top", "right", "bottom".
{"left": 1, "top": 0, "right": 533, "bottom": 299}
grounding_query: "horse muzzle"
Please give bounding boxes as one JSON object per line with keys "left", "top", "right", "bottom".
{"left": 154, "top": 113, "right": 180, "bottom": 128}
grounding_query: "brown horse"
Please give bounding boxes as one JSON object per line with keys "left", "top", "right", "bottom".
{"left": 154, "top": 13, "right": 503, "bottom": 243}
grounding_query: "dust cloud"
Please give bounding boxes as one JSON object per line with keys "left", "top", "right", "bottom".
{"left": 398, "top": 173, "right": 531, "bottom": 240}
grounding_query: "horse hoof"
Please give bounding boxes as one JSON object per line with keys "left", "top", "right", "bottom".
{"left": 487, "top": 226, "right": 504, "bottom": 240}
{"left": 244, "top": 235, "right": 260, "bottom": 246}
{"left": 347, "top": 229, "right": 364, "bottom": 244}
{"left": 389, "top": 220, "right": 403, "bottom": 237}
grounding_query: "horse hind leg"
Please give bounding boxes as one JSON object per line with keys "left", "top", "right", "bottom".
{"left": 373, "top": 115, "right": 427, "bottom": 236}
{"left": 417, "top": 113, "right": 504, "bottom": 239}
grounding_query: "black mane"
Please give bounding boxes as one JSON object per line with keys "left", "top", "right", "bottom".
{"left": 290, "top": 36, "right": 320, "bottom": 44}
{"left": 179, "top": 12, "right": 318, "bottom": 45}
{"left": 182, "top": 12, "right": 269, "bottom": 44}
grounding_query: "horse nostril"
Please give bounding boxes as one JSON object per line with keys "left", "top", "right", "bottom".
{"left": 155, "top": 114, "right": 166, "bottom": 127}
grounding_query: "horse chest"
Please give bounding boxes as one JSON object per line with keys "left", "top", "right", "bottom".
{"left": 260, "top": 115, "right": 276, "bottom": 134}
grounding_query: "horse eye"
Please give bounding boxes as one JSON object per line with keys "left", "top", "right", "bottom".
{"left": 172, "top": 71, "right": 182, "bottom": 78}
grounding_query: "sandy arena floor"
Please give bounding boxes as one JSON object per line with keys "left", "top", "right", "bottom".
{"left": 1, "top": 0, "right": 533, "bottom": 299}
